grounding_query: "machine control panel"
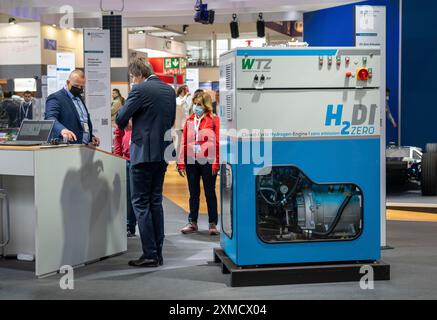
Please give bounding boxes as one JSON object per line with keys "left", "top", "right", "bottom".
{"left": 236, "top": 47, "right": 381, "bottom": 89}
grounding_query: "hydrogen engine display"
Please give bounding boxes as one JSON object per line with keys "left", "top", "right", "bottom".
{"left": 256, "top": 166, "right": 362, "bottom": 243}
{"left": 219, "top": 47, "right": 383, "bottom": 266}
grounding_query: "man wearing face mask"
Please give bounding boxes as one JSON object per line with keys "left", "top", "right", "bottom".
{"left": 45, "top": 69, "right": 100, "bottom": 146}
{"left": 18, "top": 91, "right": 35, "bottom": 124}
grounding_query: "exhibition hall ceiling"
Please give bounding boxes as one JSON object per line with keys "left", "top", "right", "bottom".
{"left": 1, "top": 0, "right": 361, "bottom": 27}
{"left": 3, "top": 0, "right": 361, "bottom": 16}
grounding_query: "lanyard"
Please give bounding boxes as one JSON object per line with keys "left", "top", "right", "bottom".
{"left": 21, "top": 102, "right": 31, "bottom": 119}
{"left": 193, "top": 115, "right": 204, "bottom": 143}
{"left": 74, "top": 97, "right": 87, "bottom": 123}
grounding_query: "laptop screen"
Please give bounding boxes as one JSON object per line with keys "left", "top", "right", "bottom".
{"left": 17, "top": 120, "right": 54, "bottom": 142}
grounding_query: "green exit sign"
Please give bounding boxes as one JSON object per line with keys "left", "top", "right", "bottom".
{"left": 164, "top": 58, "right": 181, "bottom": 69}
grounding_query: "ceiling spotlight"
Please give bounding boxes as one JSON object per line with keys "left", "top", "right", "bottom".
{"left": 170, "top": 36, "right": 174, "bottom": 40}
{"left": 183, "top": 24, "right": 189, "bottom": 34}
{"left": 9, "top": 17, "right": 16, "bottom": 25}
{"left": 257, "top": 13, "right": 265, "bottom": 38}
{"left": 194, "top": 0, "right": 215, "bottom": 24}
{"left": 52, "top": 24, "right": 57, "bottom": 28}
{"left": 230, "top": 13, "right": 239, "bottom": 39}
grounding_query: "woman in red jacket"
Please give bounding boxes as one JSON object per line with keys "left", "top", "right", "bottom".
{"left": 177, "top": 92, "right": 220, "bottom": 235}
{"left": 113, "top": 120, "right": 136, "bottom": 237}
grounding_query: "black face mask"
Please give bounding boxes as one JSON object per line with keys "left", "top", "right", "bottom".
{"left": 70, "top": 85, "right": 83, "bottom": 97}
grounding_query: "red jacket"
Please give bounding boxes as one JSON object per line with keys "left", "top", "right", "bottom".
{"left": 178, "top": 113, "right": 220, "bottom": 171}
{"left": 114, "top": 125, "right": 132, "bottom": 161}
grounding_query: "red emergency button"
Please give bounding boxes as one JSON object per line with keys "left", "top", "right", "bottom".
{"left": 346, "top": 71, "right": 353, "bottom": 78}
{"left": 357, "top": 68, "right": 370, "bottom": 81}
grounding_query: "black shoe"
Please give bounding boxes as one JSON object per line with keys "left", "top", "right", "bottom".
{"left": 128, "top": 258, "right": 159, "bottom": 267}
{"left": 127, "top": 231, "right": 136, "bottom": 238}
{"left": 158, "top": 256, "right": 163, "bottom": 266}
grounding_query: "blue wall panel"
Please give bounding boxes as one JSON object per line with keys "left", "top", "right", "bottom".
{"left": 303, "top": 5, "right": 355, "bottom": 46}
{"left": 401, "top": 0, "right": 437, "bottom": 148}
{"left": 303, "top": 0, "right": 400, "bottom": 145}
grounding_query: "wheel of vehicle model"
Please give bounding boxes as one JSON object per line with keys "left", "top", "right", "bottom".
{"left": 426, "top": 143, "right": 437, "bottom": 153}
{"left": 421, "top": 153, "right": 437, "bottom": 196}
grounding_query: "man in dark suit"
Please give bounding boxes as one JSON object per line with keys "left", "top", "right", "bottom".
{"left": 45, "top": 70, "right": 100, "bottom": 146}
{"left": 116, "top": 59, "right": 176, "bottom": 267}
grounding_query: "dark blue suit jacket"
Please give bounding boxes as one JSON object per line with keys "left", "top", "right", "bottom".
{"left": 44, "top": 88, "right": 94, "bottom": 143}
{"left": 116, "top": 76, "right": 176, "bottom": 166}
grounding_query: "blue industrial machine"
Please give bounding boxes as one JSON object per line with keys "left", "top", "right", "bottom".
{"left": 219, "top": 47, "right": 384, "bottom": 266}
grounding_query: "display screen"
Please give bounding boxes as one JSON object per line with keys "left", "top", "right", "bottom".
{"left": 17, "top": 121, "right": 54, "bottom": 142}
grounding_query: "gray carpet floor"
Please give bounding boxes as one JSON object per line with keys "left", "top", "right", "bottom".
{"left": 1, "top": 197, "right": 437, "bottom": 300}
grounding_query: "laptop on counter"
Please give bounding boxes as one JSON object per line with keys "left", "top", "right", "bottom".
{"left": 0, "top": 120, "right": 55, "bottom": 146}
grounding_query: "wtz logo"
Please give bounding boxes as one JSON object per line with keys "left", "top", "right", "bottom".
{"left": 325, "top": 104, "right": 378, "bottom": 135}
{"left": 242, "top": 59, "right": 272, "bottom": 70}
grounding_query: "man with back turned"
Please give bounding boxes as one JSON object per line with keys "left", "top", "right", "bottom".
{"left": 116, "top": 59, "right": 176, "bottom": 267}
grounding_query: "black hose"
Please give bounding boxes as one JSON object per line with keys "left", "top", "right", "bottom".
{"left": 312, "top": 194, "right": 353, "bottom": 237}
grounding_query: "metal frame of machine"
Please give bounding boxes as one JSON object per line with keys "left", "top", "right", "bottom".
{"left": 218, "top": 47, "right": 389, "bottom": 271}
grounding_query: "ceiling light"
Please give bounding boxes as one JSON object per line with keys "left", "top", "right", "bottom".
{"left": 52, "top": 24, "right": 57, "bottom": 28}
{"left": 9, "top": 17, "right": 16, "bottom": 25}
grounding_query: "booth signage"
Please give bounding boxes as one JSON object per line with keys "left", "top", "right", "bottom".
{"left": 84, "top": 29, "right": 112, "bottom": 152}
{"left": 56, "top": 52, "right": 75, "bottom": 91}
{"left": 355, "top": 5, "right": 386, "bottom": 47}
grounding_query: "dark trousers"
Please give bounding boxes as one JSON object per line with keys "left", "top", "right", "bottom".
{"left": 130, "top": 161, "right": 168, "bottom": 260}
{"left": 126, "top": 160, "right": 136, "bottom": 233}
{"left": 186, "top": 162, "right": 218, "bottom": 225}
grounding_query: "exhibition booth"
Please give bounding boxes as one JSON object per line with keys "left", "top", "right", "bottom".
{"left": 0, "top": 0, "right": 436, "bottom": 300}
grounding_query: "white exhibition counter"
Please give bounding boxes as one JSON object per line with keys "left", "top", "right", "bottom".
{"left": 0, "top": 145, "right": 127, "bottom": 277}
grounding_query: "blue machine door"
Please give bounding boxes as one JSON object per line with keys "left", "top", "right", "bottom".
{"left": 229, "top": 88, "right": 381, "bottom": 265}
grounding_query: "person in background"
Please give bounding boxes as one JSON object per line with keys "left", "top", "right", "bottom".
{"left": 113, "top": 120, "right": 136, "bottom": 237}
{"left": 18, "top": 91, "right": 35, "bottom": 124}
{"left": 177, "top": 92, "right": 220, "bottom": 236}
{"left": 187, "top": 89, "right": 205, "bottom": 116}
{"left": 45, "top": 69, "right": 100, "bottom": 146}
{"left": 386, "top": 88, "right": 397, "bottom": 129}
{"left": 111, "top": 89, "right": 125, "bottom": 128}
{"left": 194, "top": 88, "right": 204, "bottom": 97}
{"left": 175, "top": 85, "right": 191, "bottom": 159}
{"left": 0, "top": 86, "right": 4, "bottom": 102}
{"left": 212, "top": 90, "right": 219, "bottom": 115}
{"left": 116, "top": 58, "right": 176, "bottom": 268}
{"left": 1, "top": 91, "right": 20, "bottom": 128}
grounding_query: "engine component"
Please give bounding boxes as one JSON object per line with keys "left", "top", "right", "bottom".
{"left": 256, "top": 166, "right": 363, "bottom": 242}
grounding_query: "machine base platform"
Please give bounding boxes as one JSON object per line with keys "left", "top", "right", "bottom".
{"left": 213, "top": 248, "right": 390, "bottom": 287}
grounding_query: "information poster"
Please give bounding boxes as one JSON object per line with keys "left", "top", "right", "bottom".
{"left": 47, "top": 65, "right": 58, "bottom": 96}
{"left": 355, "top": 5, "right": 386, "bottom": 47}
{"left": 56, "top": 52, "right": 75, "bottom": 90}
{"left": 84, "top": 29, "right": 112, "bottom": 152}
{"left": 355, "top": 5, "right": 387, "bottom": 247}
{"left": 0, "top": 22, "right": 41, "bottom": 65}
{"left": 186, "top": 68, "right": 199, "bottom": 96}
